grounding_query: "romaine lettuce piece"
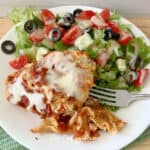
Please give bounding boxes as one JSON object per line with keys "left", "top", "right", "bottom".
{"left": 15, "top": 25, "right": 32, "bottom": 50}
{"left": 54, "top": 41, "right": 70, "bottom": 51}
{"left": 133, "top": 37, "right": 150, "bottom": 65}
{"left": 9, "top": 7, "right": 38, "bottom": 23}
{"left": 110, "top": 11, "right": 121, "bottom": 21}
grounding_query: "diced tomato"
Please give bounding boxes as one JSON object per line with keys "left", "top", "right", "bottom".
{"left": 91, "top": 15, "right": 108, "bottom": 29}
{"left": 9, "top": 55, "right": 29, "bottom": 70}
{"left": 41, "top": 9, "right": 55, "bottom": 25}
{"left": 61, "top": 25, "right": 82, "bottom": 45}
{"left": 76, "top": 10, "right": 96, "bottom": 20}
{"left": 57, "top": 26, "right": 66, "bottom": 36}
{"left": 100, "top": 8, "right": 110, "bottom": 22}
{"left": 118, "top": 31, "right": 132, "bottom": 45}
{"left": 108, "top": 21, "right": 120, "bottom": 33}
{"left": 29, "top": 29, "right": 44, "bottom": 43}
{"left": 134, "top": 69, "right": 149, "bottom": 86}
{"left": 95, "top": 51, "right": 109, "bottom": 67}
{"left": 18, "top": 95, "right": 30, "bottom": 108}
{"left": 44, "top": 24, "right": 55, "bottom": 35}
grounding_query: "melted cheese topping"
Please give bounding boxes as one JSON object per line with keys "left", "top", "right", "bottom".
{"left": 41, "top": 52, "right": 85, "bottom": 101}
{"left": 8, "top": 74, "right": 45, "bottom": 112}
{"left": 8, "top": 51, "right": 91, "bottom": 110}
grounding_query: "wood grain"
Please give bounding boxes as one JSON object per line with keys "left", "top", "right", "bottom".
{"left": 0, "top": 17, "right": 150, "bottom": 150}
{"left": 0, "top": 17, "right": 13, "bottom": 38}
{"left": 128, "top": 17, "right": 150, "bottom": 38}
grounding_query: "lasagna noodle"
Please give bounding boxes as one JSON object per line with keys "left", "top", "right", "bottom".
{"left": 31, "top": 98, "right": 125, "bottom": 141}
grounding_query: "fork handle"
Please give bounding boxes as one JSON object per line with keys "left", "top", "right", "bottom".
{"left": 130, "top": 95, "right": 150, "bottom": 105}
{"left": 131, "top": 93, "right": 150, "bottom": 97}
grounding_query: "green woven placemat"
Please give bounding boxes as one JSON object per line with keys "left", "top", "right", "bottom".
{"left": 0, "top": 126, "right": 150, "bottom": 150}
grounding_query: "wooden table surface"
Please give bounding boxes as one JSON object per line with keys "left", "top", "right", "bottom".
{"left": 0, "top": 17, "right": 150, "bottom": 150}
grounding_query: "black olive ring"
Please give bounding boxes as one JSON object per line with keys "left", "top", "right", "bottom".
{"left": 1, "top": 40, "right": 16, "bottom": 54}
{"left": 24, "top": 20, "right": 37, "bottom": 34}
{"left": 49, "top": 28, "right": 62, "bottom": 42}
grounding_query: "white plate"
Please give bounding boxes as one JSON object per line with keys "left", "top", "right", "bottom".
{"left": 0, "top": 5, "right": 150, "bottom": 150}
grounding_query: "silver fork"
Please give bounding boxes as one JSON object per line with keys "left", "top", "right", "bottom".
{"left": 89, "top": 86, "right": 150, "bottom": 107}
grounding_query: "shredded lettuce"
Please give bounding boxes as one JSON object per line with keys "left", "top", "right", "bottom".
{"left": 126, "top": 44, "right": 135, "bottom": 56}
{"left": 86, "top": 48, "right": 98, "bottom": 59}
{"left": 82, "top": 29, "right": 105, "bottom": 59}
{"left": 40, "top": 39, "right": 54, "bottom": 49}
{"left": 54, "top": 41, "right": 70, "bottom": 51}
{"left": 133, "top": 37, "right": 150, "bottom": 65}
{"left": 93, "top": 29, "right": 105, "bottom": 40}
{"left": 56, "top": 14, "right": 63, "bottom": 22}
{"left": 15, "top": 25, "right": 32, "bottom": 50}
{"left": 102, "top": 104, "right": 119, "bottom": 112}
{"left": 18, "top": 46, "right": 37, "bottom": 61}
{"left": 119, "top": 23, "right": 132, "bottom": 32}
{"left": 15, "top": 25, "right": 33, "bottom": 60}
{"left": 88, "top": 29, "right": 107, "bottom": 52}
{"left": 9, "top": 6, "right": 38, "bottom": 23}
{"left": 32, "top": 13, "right": 43, "bottom": 28}
{"left": 110, "top": 11, "right": 121, "bottom": 21}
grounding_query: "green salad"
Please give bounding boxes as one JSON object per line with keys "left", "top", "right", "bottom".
{"left": 2, "top": 7, "right": 150, "bottom": 111}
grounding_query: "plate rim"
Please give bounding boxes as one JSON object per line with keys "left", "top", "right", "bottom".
{"left": 0, "top": 5, "right": 150, "bottom": 150}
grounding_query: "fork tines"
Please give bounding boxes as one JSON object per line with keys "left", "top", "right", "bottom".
{"left": 89, "top": 87, "right": 116, "bottom": 105}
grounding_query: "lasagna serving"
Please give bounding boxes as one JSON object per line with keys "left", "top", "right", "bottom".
{"left": 6, "top": 50, "right": 125, "bottom": 140}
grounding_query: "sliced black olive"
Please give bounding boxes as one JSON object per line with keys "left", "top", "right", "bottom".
{"left": 1, "top": 40, "right": 16, "bottom": 54}
{"left": 124, "top": 71, "right": 137, "bottom": 84}
{"left": 63, "top": 13, "right": 74, "bottom": 25}
{"left": 104, "top": 28, "right": 112, "bottom": 34}
{"left": 59, "top": 21, "right": 72, "bottom": 29}
{"left": 24, "top": 20, "right": 37, "bottom": 33}
{"left": 60, "top": 13, "right": 74, "bottom": 29}
{"left": 104, "top": 35, "right": 110, "bottom": 41}
{"left": 112, "top": 32, "right": 120, "bottom": 40}
{"left": 104, "top": 28, "right": 120, "bottom": 41}
{"left": 73, "top": 9, "right": 83, "bottom": 18}
{"left": 104, "top": 28, "right": 112, "bottom": 41}
{"left": 48, "top": 28, "right": 62, "bottom": 42}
